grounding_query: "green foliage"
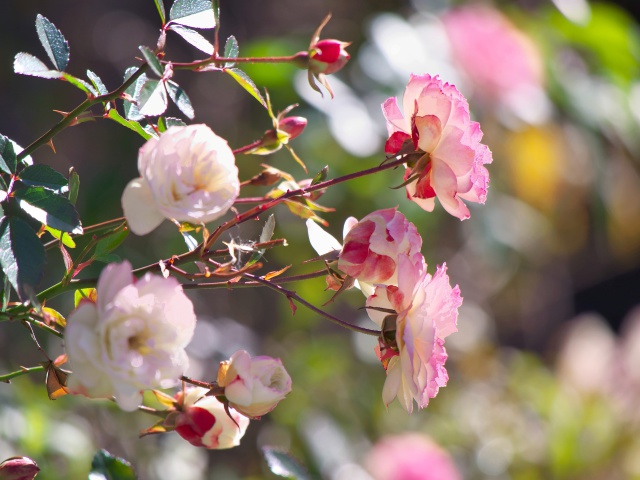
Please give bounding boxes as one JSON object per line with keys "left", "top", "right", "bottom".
{"left": 224, "top": 35, "right": 239, "bottom": 67}
{"left": 169, "top": 0, "right": 216, "bottom": 29}
{"left": 68, "top": 168, "right": 80, "bottom": 205}
{"left": 87, "top": 70, "right": 108, "bottom": 96}
{"left": 154, "top": 0, "right": 166, "bottom": 25}
{"left": 137, "top": 78, "right": 169, "bottom": 117}
{"left": 0, "top": 215, "right": 45, "bottom": 301}
{"left": 14, "top": 187, "right": 82, "bottom": 234}
{"left": 13, "top": 52, "right": 63, "bottom": 79}
{"left": 18, "top": 165, "right": 68, "bottom": 194}
{"left": 168, "top": 24, "right": 214, "bottom": 54}
{"left": 166, "top": 81, "right": 195, "bottom": 119}
{"left": 262, "top": 447, "right": 312, "bottom": 480}
{"left": 62, "top": 72, "right": 97, "bottom": 95}
{"left": 226, "top": 68, "right": 267, "bottom": 107}
{"left": 89, "top": 450, "right": 136, "bottom": 480}
{"left": 139, "top": 46, "right": 164, "bottom": 77}
{"left": 93, "top": 228, "right": 128, "bottom": 264}
{"left": 107, "top": 110, "right": 153, "bottom": 140}
{"left": 0, "top": 135, "right": 17, "bottom": 175}
{"left": 35, "top": 14, "right": 70, "bottom": 71}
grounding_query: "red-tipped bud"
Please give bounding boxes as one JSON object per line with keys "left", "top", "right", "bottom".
{"left": 309, "top": 39, "right": 350, "bottom": 75}
{"left": 278, "top": 116, "right": 307, "bottom": 140}
{"left": 0, "top": 457, "right": 40, "bottom": 480}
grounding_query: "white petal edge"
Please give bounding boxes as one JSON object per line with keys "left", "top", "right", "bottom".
{"left": 121, "top": 178, "right": 166, "bottom": 235}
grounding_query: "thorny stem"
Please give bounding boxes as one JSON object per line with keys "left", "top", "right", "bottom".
{"left": 18, "top": 64, "right": 149, "bottom": 161}
{"left": 170, "top": 54, "right": 304, "bottom": 71}
{"left": 0, "top": 365, "right": 45, "bottom": 383}
{"left": 180, "top": 376, "right": 214, "bottom": 389}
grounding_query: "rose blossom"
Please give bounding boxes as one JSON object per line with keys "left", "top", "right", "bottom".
{"left": 174, "top": 387, "right": 249, "bottom": 449}
{"left": 65, "top": 261, "right": 196, "bottom": 411}
{"left": 366, "top": 255, "right": 461, "bottom": 412}
{"left": 382, "top": 74, "right": 492, "bottom": 220}
{"left": 364, "top": 433, "right": 462, "bottom": 480}
{"left": 122, "top": 124, "right": 240, "bottom": 235}
{"left": 339, "top": 207, "right": 422, "bottom": 287}
{"left": 217, "top": 350, "right": 292, "bottom": 418}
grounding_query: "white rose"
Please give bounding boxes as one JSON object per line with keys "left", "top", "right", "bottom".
{"left": 65, "top": 261, "right": 197, "bottom": 411}
{"left": 217, "top": 350, "right": 292, "bottom": 418}
{"left": 174, "top": 387, "right": 249, "bottom": 449}
{"left": 122, "top": 124, "right": 240, "bottom": 235}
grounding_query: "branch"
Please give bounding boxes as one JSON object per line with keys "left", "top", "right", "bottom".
{"left": 0, "top": 365, "right": 45, "bottom": 383}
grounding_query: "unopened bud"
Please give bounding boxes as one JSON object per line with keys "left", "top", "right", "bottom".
{"left": 0, "top": 457, "right": 39, "bottom": 480}
{"left": 309, "top": 39, "right": 350, "bottom": 75}
{"left": 278, "top": 116, "right": 307, "bottom": 140}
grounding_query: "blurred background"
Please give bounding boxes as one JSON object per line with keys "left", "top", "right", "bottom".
{"left": 2, "top": 0, "right": 640, "bottom": 478}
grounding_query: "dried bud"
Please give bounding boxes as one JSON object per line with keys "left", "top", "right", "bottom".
{"left": 309, "top": 39, "right": 351, "bottom": 75}
{"left": 0, "top": 457, "right": 39, "bottom": 480}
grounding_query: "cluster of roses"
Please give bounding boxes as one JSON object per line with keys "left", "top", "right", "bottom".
{"left": 60, "top": 65, "right": 490, "bottom": 447}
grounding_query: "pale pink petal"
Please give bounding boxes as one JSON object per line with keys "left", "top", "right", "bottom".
{"left": 97, "top": 261, "right": 134, "bottom": 312}
{"left": 414, "top": 115, "right": 443, "bottom": 153}
{"left": 431, "top": 160, "right": 470, "bottom": 220}
{"left": 382, "top": 97, "right": 409, "bottom": 135}
{"left": 402, "top": 74, "right": 433, "bottom": 121}
{"left": 122, "top": 178, "right": 165, "bottom": 235}
{"left": 406, "top": 180, "right": 436, "bottom": 212}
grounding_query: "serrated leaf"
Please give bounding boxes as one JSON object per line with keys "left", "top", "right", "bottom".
{"left": 86, "top": 70, "right": 108, "bottom": 96}
{"left": 224, "top": 35, "right": 239, "bottom": 67}
{"left": 62, "top": 72, "right": 97, "bottom": 95}
{"left": 0, "top": 216, "right": 45, "bottom": 301}
{"left": 154, "top": 0, "right": 167, "bottom": 25}
{"left": 168, "top": 24, "right": 213, "bottom": 55}
{"left": 89, "top": 450, "right": 136, "bottom": 480}
{"left": 262, "top": 447, "right": 311, "bottom": 480}
{"left": 107, "top": 109, "right": 153, "bottom": 140}
{"left": 225, "top": 68, "right": 266, "bottom": 107}
{"left": 18, "top": 164, "right": 68, "bottom": 193}
{"left": 68, "top": 167, "right": 79, "bottom": 205}
{"left": 74, "top": 288, "right": 96, "bottom": 308}
{"left": 14, "top": 187, "right": 82, "bottom": 234}
{"left": 165, "top": 117, "right": 187, "bottom": 128}
{"left": 13, "top": 52, "right": 62, "bottom": 79}
{"left": 139, "top": 45, "right": 163, "bottom": 77}
{"left": 45, "top": 226, "right": 76, "bottom": 248}
{"left": 0, "top": 135, "right": 17, "bottom": 175}
{"left": 137, "top": 78, "right": 168, "bottom": 117}
{"left": 35, "top": 14, "right": 70, "bottom": 71}
{"left": 169, "top": 0, "right": 215, "bottom": 29}
{"left": 166, "top": 81, "right": 194, "bottom": 119}
{"left": 123, "top": 67, "right": 147, "bottom": 120}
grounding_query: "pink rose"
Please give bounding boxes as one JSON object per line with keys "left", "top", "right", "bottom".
{"left": 366, "top": 255, "right": 461, "bottom": 412}
{"left": 0, "top": 457, "right": 39, "bottom": 480}
{"left": 217, "top": 350, "right": 292, "bottom": 418}
{"left": 174, "top": 387, "right": 249, "bottom": 449}
{"left": 364, "top": 434, "right": 461, "bottom": 480}
{"left": 65, "top": 261, "right": 196, "bottom": 411}
{"left": 339, "top": 207, "right": 422, "bottom": 286}
{"left": 309, "top": 39, "right": 351, "bottom": 76}
{"left": 382, "top": 74, "right": 492, "bottom": 220}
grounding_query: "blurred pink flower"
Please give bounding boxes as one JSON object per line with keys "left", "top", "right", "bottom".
{"left": 217, "top": 350, "right": 292, "bottom": 418}
{"left": 0, "top": 457, "right": 39, "bottom": 480}
{"left": 382, "top": 74, "right": 492, "bottom": 220}
{"left": 366, "top": 256, "right": 461, "bottom": 412}
{"left": 339, "top": 207, "right": 423, "bottom": 287}
{"left": 364, "top": 433, "right": 462, "bottom": 480}
{"left": 442, "top": 6, "right": 544, "bottom": 109}
{"left": 174, "top": 387, "right": 249, "bottom": 449}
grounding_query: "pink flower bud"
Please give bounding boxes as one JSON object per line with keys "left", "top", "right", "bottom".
{"left": 309, "top": 39, "right": 350, "bottom": 75}
{"left": 0, "top": 457, "right": 39, "bottom": 480}
{"left": 278, "top": 116, "right": 307, "bottom": 140}
{"left": 217, "top": 350, "right": 292, "bottom": 418}
{"left": 174, "top": 387, "right": 249, "bottom": 449}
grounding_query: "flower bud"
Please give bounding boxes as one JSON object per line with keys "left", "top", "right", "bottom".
{"left": 309, "top": 39, "right": 350, "bottom": 75}
{"left": 278, "top": 116, "right": 307, "bottom": 140}
{"left": 0, "top": 457, "right": 39, "bottom": 480}
{"left": 174, "top": 387, "right": 249, "bottom": 449}
{"left": 217, "top": 350, "right": 292, "bottom": 418}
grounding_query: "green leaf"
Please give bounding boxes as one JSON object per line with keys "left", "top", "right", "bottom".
{"left": 247, "top": 214, "right": 276, "bottom": 266}
{"left": 14, "top": 187, "right": 82, "bottom": 234}
{"left": 0, "top": 216, "right": 45, "bottom": 302}
{"left": 311, "top": 166, "right": 329, "bottom": 186}
{"left": 165, "top": 117, "right": 187, "bottom": 128}
{"left": 212, "top": 0, "right": 220, "bottom": 28}
{"left": 89, "top": 450, "right": 136, "bottom": 480}
{"left": 262, "top": 447, "right": 312, "bottom": 480}
{"left": 107, "top": 109, "right": 153, "bottom": 140}
{"left": 18, "top": 165, "right": 68, "bottom": 193}
{"left": 14, "top": 52, "right": 63, "bottom": 79}
{"left": 35, "top": 14, "right": 70, "bottom": 71}
{"left": 62, "top": 72, "right": 97, "bottom": 95}
{"left": 68, "top": 167, "right": 80, "bottom": 205}
{"left": 224, "top": 35, "right": 239, "bottom": 67}
{"left": 154, "top": 0, "right": 166, "bottom": 25}
{"left": 45, "top": 226, "right": 76, "bottom": 248}
{"left": 87, "top": 70, "right": 108, "bottom": 96}
{"left": 123, "top": 67, "right": 147, "bottom": 121}
{"left": 2, "top": 272, "right": 10, "bottom": 311}
{"left": 166, "top": 81, "right": 194, "bottom": 119}
{"left": 74, "top": 288, "right": 96, "bottom": 308}
{"left": 139, "top": 46, "right": 163, "bottom": 77}
{"left": 168, "top": 24, "right": 213, "bottom": 55}
{"left": 225, "top": 68, "right": 266, "bottom": 107}
{"left": 181, "top": 231, "right": 198, "bottom": 252}
{"left": 169, "top": 0, "right": 215, "bottom": 29}
{"left": 94, "top": 229, "right": 128, "bottom": 259}
{"left": 0, "top": 135, "right": 17, "bottom": 175}
{"left": 137, "top": 78, "right": 168, "bottom": 117}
